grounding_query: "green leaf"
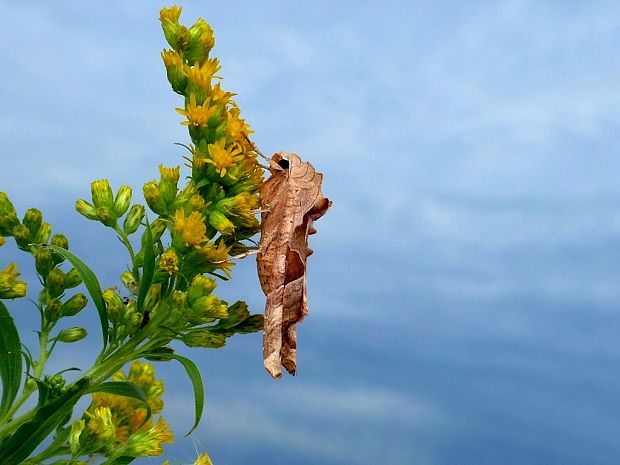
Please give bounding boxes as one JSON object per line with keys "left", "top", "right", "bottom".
{"left": 136, "top": 219, "right": 155, "bottom": 314}
{"left": 163, "top": 353, "right": 204, "bottom": 435}
{"left": 86, "top": 381, "right": 151, "bottom": 424}
{"left": 0, "top": 301, "right": 22, "bottom": 420}
{"left": 234, "top": 314, "right": 264, "bottom": 334}
{"left": 0, "top": 377, "right": 90, "bottom": 465}
{"left": 213, "top": 300, "right": 250, "bottom": 330}
{"left": 48, "top": 245, "right": 108, "bottom": 348}
{"left": 111, "top": 457, "right": 135, "bottom": 465}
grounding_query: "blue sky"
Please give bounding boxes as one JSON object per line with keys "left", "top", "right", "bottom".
{"left": 2, "top": 1, "right": 620, "bottom": 464}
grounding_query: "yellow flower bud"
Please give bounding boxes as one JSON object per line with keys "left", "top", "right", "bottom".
{"left": 123, "top": 204, "right": 145, "bottom": 235}
{"left": 62, "top": 293, "right": 88, "bottom": 317}
{"left": 0, "top": 236, "right": 5, "bottom": 247}
{"left": 161, "top": 49, "right": 187, "bottom": 94}
{"left": 32, "top": 222, "right": 52, "bottom": 245}
{"left": 96, "top": 206, "right": 117, "bottom": 228}
{"left": 144, "top": 181, "right": 167, "bottom": 215}
{"left": 0, "top": 263, "right": 27, "bottom": 299}
{"left": 208, "top": 210, "right": 235, "bottom": 235}
{"left": 121, "top": 270, "right": 138, "bottom": 294}
{"left": 114, "top": 185, "right": 132, "bottom": 217}
{"left": 35, "top": 245, "right": 54, "bottom": 277}
{"left": 159, "top": 165, "right": 180, "bottom": 206}
{"left": 182, "top": 329, "right": 226, "bottom": 348}
{"left": 0, "top": 193, "right": 19, "bottom": 236}
{"left": 75, "top": 199, "right": 98, "bottom": 221}
{"left": 103, "top": 288, "right": 124, "bottom": 321}
{"left": 189, "top": 295, "right": 228, "bottom": 324}
{"left": 69, "top": 419, "right": 85, "bottom": 455}
{"left": 187, "top": 274, "right": 216, "bottom": 304}
{"left": 91, "top": 179, "right": 114, "bottom": 209}
{"left": 122, "top": 417, "right": 173, "bottom": 457}
{"left": 57, "top": 326, "right": 87, "bottom": 343}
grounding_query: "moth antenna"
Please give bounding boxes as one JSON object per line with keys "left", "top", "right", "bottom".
{"left": 244, "top": 134, "right": 269, "bottom": 161}
{"left": 174, "top": 142, "right": 193, "bottom": 153}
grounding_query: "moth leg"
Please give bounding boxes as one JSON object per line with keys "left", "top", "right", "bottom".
{"left": 281, "top": 325, "right": 297, "bottom": 375}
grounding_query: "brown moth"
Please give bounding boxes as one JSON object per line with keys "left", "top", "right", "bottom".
{"left": 257, "top": 152, "right": 331, "bottom": 379}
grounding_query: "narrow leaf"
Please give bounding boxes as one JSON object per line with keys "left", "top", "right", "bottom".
{"left": 0, "top": 301, "right": 22, "bottom": 419}
{"left": 136, "top": 219, "right": 155, "bottom": 313}
{"left": 157, "top": 353, "right": 204, "bottom": 435}
{"left": 48, "top": 245, "right": 108, "bottom": 348}
{"left": 86, "top": 381, "right": 151, "bottom": 424}
{"left": 0, "top": 377, "right": 90, "bottom": 465}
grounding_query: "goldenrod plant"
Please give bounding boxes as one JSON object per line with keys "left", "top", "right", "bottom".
{"left": 0, "top": 6, "right": 263, "bottom": 464}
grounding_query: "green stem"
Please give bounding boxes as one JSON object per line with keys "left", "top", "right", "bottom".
{"left": 0, "top": 408, "right": 35, "bottom": 438}
{"left": 114, "top": 226, "right": 135, "bottom": 262}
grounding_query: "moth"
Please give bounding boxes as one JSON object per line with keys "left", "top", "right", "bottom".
{"left": 257, "top": 152, "right": 331, "bottom": 379}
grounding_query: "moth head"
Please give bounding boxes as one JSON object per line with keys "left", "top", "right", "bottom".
{"left": 269, "top": 152, "right": 299, "bottom": 174}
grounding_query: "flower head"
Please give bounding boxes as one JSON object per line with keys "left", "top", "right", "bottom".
{"left": 206, "top": 139, "right": 244, "bottom": 178}
{"left": 185, "top": 57, "right": 221, "bottom": 89}
{"left": 159, "top": 250, "right": 179, "bottom": 276}
{"left": 173, "top": 209, "right": 207, "bottom": 248}
{"left": 0, "top": 263, "right": 27, "bottom": 299}
{"left": 176, "top": 94, "right": 216, "bottom": 127}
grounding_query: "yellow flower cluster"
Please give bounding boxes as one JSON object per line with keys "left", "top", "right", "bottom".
{"left": 159, "top": 4, "right": 263, "bottom": 260}
{"left": 71, "top": 362, "right": 172, "bottom": 458}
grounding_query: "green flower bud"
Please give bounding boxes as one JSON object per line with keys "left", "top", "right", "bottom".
{"left": 22, "top": 208, "right": 42, "bottom": 236}
{"left": 57, "top": 326, "right": 87, "bottom": 343}
{"left": 217, "top": 300, "right": 250, "bottom": 329}
{"left": 143, "top": 181, "right": 167, "bottom": 215}
{"left": 161, "top": 49, "right": 188, "bottom": 94}
{"left": 35, "top": 245, "right": 54, "bottom": 277}
{"left": 172, "top": 290, "right": 187, "bottom": 309}
{"left": 189, "top": 295, "right": 228, "bottom": 324}
{"left": 95, "top": 206, "right": 117, "bottom": 228}
{"left": 123, "top": 204, "right": 145, "bottom": 235}
{"left": 120, "top": 270, "right": 138, "bottom": 295}
{"left": 0, "top": 193, "right": 19, "bottom": 236}
{"left": 12, "top": 224, "right": 31, "bottom": 250}
{"left": 208, "top": 210, "right": 235, "bottom": 235}
{"left": 75, "top": 199, "right": 98, "bottom": 220}
{"left": 0, "top": 236, "right": 5, "bottom": 247}
{"left": 46, "top": 269, "right": 65, "bottom": 298}
{"left": 65, "top": 268, "right": 82, "bottom": 289}
{"left": 51, "top": 234, "right": 69, "bottom": 265}
{"left": 91, "top": 179, "right": 114, "bottom": 209}
{"left": 69, "top": 419, "right": 85, "bottom": 455}
{"left": 103, "top": 288, "right": 124, "bottom": 321}
{"left": 62, "top": 293, "right": 88, "bottom": 317}
{"left": 182, "top": 329, "right": 226, "bottom": 348}
{"left": 150, "top": 218, "right": 167, "bottom": 242}
{"left": 50, "top": 233, "right": 69, "bottom": 250}
{"left": 143, "top": 285, "right": 160, "bottom": 312}
{"left": 187, "top": 275, "right": 216, "bottom": 304}
{"left": 186, "top": 18, "right": 215, "bottom": 63}
{"left": 114, "top": 185, "right": 132, "bottom": 217}
{"left": 45, "top": 298, "right": 62, "bottom": 323}
{"left": 159, "top": 165, "right": 180, "bottom": 207}
{"left": 32, "top": 222, "right": 52, "bottom": 245}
